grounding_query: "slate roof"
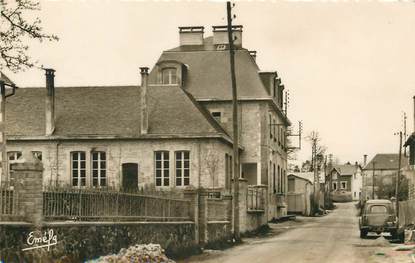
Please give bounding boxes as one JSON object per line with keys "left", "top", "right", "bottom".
{"left": 5, "top": 85, "right": 231, "bottom": 141}
{"left": 151, "top": 36, "right": 271, "bottom": 101}
{"left": 288, "top": 173, "right": 313, "bottom": 184}
{"left": 332, "top": 164, "right": 358, "bottom": 176}
{"left": 364, "top": 154, "right": 409, "bottom": 170}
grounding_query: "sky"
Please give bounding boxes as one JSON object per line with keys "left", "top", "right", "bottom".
{"left": 3, "top": 0, "right": 415, "bottom": 166}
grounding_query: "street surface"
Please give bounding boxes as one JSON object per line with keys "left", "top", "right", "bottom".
{"left": 183, "top": 203, "right": 387, "bottom": 263}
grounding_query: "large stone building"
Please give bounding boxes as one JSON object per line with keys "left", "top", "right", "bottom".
{"left": 150, "top": 26, "right": 291, "bottom": 218}
{"left": 4, "top": 68, "right": 234, "bottom": 191}
{"left": 3, "top": 25, "right": 291, "bottom": 219}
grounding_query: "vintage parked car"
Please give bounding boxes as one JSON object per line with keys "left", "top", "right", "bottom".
{"left": 359, "top": 199, "right": 403, "bottom": 241}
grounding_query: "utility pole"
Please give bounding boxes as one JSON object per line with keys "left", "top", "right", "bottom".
{"left": 395, "top": 131, "right": 403, "bottom": 217}
{"left": 404, "top": 112, "right": 407, "bottom": 157}
{"left": 312, "top": 139, "right": 319, "bottom": 213}
{"left": 372, "top": 161, "right": 376, "bottom": 199}
{"left": 0, "top": 81, "right": 6, "bottom": 185}
{"left": 323, "top": 155, "right": 327, "bottom": 208}
{"left": 226, "top": 1, "right": 240, "bottom": 240}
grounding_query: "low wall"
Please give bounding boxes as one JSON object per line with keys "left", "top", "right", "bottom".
{"left": 331, "top": 191, "right": 353, "bottom": 203}
{"left": 206, "top": 221, "right": 232, "bottom": 247}
{"left": 0, "top": 221, "right": 197, "bottom": 262}
{"left": 237, "top": 180, "right": 268, "bottom": 233}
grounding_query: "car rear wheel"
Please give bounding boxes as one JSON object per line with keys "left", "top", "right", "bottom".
{"left": 360, "top": 229, "right": 368, "bottom": 238}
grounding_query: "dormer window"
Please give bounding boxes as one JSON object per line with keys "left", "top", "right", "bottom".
{"left": 162, "top": 68, "right": 177, "bottom": 85}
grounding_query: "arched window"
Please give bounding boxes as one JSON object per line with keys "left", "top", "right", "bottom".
{"left": 161, "top": 68, "right": 177, "bottom": 84}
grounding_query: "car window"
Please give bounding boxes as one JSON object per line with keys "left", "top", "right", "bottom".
{"left": 369, "top": 205, "right": 388, "bottom": 214}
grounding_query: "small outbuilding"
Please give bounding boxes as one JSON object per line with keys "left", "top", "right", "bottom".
{"left": 287, "top": 173, "right": 313, "bottom": 216}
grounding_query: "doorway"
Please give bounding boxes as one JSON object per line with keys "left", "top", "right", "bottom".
{"left": 122, "top": 163, "right": 138, "bottom": 192}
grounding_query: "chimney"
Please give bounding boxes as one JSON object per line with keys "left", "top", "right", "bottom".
{"left": 363, "top": 154, "right": 368, "bottom": 167}
{"left": 45, "top": 68, "right": 56, "bottom": 136}
{"left": 140, "top": 67, "right": 149, "bottom": 135}
{"left": 212, "top": 25, "right": 243, "bottom": 47}
{"left": 179, "top": 26, "right": 204, "bottom": 46}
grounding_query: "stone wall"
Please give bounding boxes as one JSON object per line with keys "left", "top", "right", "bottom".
{"left": 0, "top": 221, "right": 197, "bottom": 262}
{"left": 237, "top": 179, "right": 268, "bottom": 233}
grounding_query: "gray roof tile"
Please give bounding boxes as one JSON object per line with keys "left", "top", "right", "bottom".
{"left": 5, "top": 85, "right": 230, "bottom": 140}
{"left": 151, "top": 37, "right": 270, "bottom": 100}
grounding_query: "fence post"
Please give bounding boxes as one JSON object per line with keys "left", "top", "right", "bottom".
{"left": 236, "top": 179, "right": 248, "bottom": 233}
{"left": 11, "top": 153, "right": 43, "bottom": 225}
{"left": 184, "top": 189, "right": 200, "bottom": 244}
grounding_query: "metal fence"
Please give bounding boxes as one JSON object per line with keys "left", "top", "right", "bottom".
{"left": 247, "top": 186, "right": 266, "bottom": 212}
{"left": 0, "top": 187, "right": 18, "bottom": 217}
{"left": 43, "top": 188, "right": 192, "bottom": 222}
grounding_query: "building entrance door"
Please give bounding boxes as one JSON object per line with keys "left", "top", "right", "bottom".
{"left": 122, "top": 163, "right": 138, "bottom": 192}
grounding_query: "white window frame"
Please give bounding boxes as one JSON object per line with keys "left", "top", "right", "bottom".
{"left": 155, "top": 151, "right": 170, "bottom": 187}
{"left": 161, "top": 68, "right": 177, "bottom": 85}
{"left": 340, "top": 181, "right": 347, "bottom": 190}
{"left": 175, "top": 151, "right": 190, "bottom": 187}
{"left": 332, "top": 181, "right": 338, "bottom": 191}
{"left": 71, "top": 151, "right": 86, "bottom": 187}
{"left": 7, "top": 151, "right": 22, "bottom": 179}
{"left": 8, "top": 151, "right": 22, "bottom": 162}
{"left": 91, "top": 151, "right": 106, "bottom": 187}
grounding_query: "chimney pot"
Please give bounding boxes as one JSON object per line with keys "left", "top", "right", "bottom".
{"left": 140, "top": 67, "right": 149, "bottom": 75}
{"left": 363, "top": 154, "right": 368, "bottom": 167}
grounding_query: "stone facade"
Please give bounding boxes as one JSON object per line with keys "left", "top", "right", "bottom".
{"left": 201, "top": 100, "right": 289, "bottom": 220}
{"left": 7, "top": 139, "right": 232, "bottom": 190}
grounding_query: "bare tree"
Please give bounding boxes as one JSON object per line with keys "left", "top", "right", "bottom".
{"left": 306, "top": 131, "right": 326, "bottom": 172}
{"left": 205, "top": 145, "right": 221, "bottom": 189}
{"left": 1, "top": 0, "right": 58, "bottom": 72}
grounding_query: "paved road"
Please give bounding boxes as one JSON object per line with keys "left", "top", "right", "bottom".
{"left": 185, "top": 202, "right": 377, "bottom": 263}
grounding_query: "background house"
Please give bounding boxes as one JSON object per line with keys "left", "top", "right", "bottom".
{"left": 328, "top": 163, "right": 362, "bottom": 201}
{"left": 362, "top": 153, "right": 409, "bottom": 200}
